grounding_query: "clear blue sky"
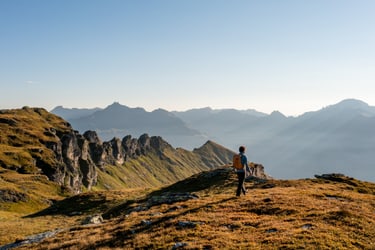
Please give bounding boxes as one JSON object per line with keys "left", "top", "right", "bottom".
{"left": 1, "top": 0, "right": 374, "bottom": 116}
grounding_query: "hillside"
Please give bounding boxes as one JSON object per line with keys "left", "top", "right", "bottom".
{"left": 0, "top": 107, "right": 71, "bottom": 175}
{"left": 0, "top": 107, "right": 234, "bottom": 186}
{"left": 0, "top": 107, "right": 236, "bottom": 217}
{"left": 1, "top": 169, "right": 374, "bottom": 249}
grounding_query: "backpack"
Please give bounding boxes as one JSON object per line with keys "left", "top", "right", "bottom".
{"left": 232, "top": 154, "right": 243, "bottom": 170}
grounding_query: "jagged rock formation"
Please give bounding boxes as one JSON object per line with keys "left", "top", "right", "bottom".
{"left": 0, "top": 107, "right": 237, "bottom": 194}
{"left": 251, "top": 163, "right": 271, "bottom": 179}
{"left": 0, "top": 108, "right": 159, "bottom": 193}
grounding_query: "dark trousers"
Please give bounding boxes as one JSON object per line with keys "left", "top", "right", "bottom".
{"left": 236, "top": 171, "right": 246, "bottom": 196}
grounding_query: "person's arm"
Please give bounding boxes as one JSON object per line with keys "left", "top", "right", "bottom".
{"left": 242, "top": 155, "right": 251, "bottom": 173}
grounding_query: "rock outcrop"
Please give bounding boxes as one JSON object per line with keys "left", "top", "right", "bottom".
{"left": 1, "top": 107, "right": 260, "bottom": 194}
{"left": 45, "top": 130, "right": 172, "bottom": 193}
{"left": 251, "top": 163, "right": 271, "bottom": 179}
{"left": 0, "top": 108, "right": 177, "bottom": 194}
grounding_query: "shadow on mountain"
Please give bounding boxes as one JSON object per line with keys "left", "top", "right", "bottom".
{"left": 25, "top": 167, "right": 277, "bottom": 219}
{"left": 24, "top": 192, "right": 113, "bottom": 218}
{"left": 27, "top": 167, "right": 373, "bottom": 221}
{"left": 25, "top": 167, "right": 237, "bottom": 218}
{"left": 102, "top": 167, "right": 238, "bottom": 219}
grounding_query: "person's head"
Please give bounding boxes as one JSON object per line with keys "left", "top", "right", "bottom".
{"left": 239, "top": 146, "right": 245, "bottom": 153}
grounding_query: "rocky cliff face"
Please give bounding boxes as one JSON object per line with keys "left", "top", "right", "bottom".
{"left": 29, "top": 125, "right": 99, "bottom": 194}
{"left": 1, "top": 108, "right": 266, "bottom": 194}
{"left": 40, "top": 129, "right": 175, "bottom": 193}
{"left": 0, "top": 108, "right": 182, "bottom": 194}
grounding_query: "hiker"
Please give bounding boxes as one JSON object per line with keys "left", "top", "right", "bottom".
{"left": 234, "top": 146, "right": 251, "bottom": 197}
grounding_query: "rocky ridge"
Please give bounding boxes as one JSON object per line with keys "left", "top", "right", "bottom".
{"left": 0, "top": 107, "right": 238, "bottom": 194}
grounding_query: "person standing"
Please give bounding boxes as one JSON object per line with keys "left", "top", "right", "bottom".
{"left": 236, "top": 146, "right": 251, "bottom": 197}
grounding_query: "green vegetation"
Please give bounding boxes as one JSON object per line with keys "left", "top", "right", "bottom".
{"left": 0, "top": 168, "right": 65, "bottom": 213}
{"left": 90, "top": 140, "right": 233, "bottom": 191}
{"left": 0, "top": 107, "right": 70, "bottom": 173}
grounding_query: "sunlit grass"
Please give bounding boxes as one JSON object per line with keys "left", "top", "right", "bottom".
{"left": 0, "top": 107, "right": 70, "bottom": 173}
{"left": 4, "top": 170, "right": 373, "bottom": 249}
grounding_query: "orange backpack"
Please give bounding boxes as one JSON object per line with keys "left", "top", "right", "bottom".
{"left": 232, "top": 154, "right": 243, "bottom": 170}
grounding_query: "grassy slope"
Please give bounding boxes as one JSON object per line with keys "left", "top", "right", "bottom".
{"left": 0, "top": 108, "right": 235, "bottom": 246}
{"left": 0, "top": 167, "right": 70, "bottom": 245}
{"left": 95, "top": 149, "right": 206, "bottom": 190}
{"left": 0, "top": 107, "right": 70, "bottom": 173}
{"left": 0, "top": 107, "right": 233, "bottom": 193}
{"left": 94, "top": 143, "right": 231, "bottom": 190}
{"left": 0, "top": 108, "right": 76, "bottom": 244}
{"left": 5, "top": 168, "right": 375, "bottom": 250}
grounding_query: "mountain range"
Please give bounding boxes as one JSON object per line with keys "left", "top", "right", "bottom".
{"left": 1, "top": 105, "right": 374, "bottom": 249}
{"left": 52, "top": 102, "right": 208, "bottom": 150}
{"left": 51, "top": 99, "right": 375, "bottom": 182}
{"left": 0, "top": 107, "right": 237, "bottom": 195}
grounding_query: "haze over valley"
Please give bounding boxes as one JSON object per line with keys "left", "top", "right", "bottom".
{"left": 52, "top": 99, "right": 375, "bottom": 182}
{"left": 2, "top": 1, "right": 375, "bottom": 248}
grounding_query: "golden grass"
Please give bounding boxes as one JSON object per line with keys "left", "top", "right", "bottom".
{"left": 0, "top": 167, "right": 71, "bottom": 245}
{"left": 3, "top": 171, "right": 373, "bottom": 250}
{"left": 0, "top": 213, "right": 79, "bottom": 246}
{"left": 0, "top": 186, "right": 151, "bottom": 246}
{"left": 94, "top": 148, "right": 214, "bottom": 190}
{"left": 0, "top": 107, "right": 70, "bottom": 173}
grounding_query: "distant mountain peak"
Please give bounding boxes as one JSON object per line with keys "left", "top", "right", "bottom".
{"left": 50, "top": 106, "right": 102, "bottom": 120}
{"left": 270, "top": 110, "right": 286, "bottom": 117}
{"left": 202, "top": 140, "right": 220, "bottom": 147}
{"left": 111, "top": 101, "right": 121, "bottom": 105}
{"left": 106, "top": 102, "right": 127, "bottom": 109}
{"left": 193, "top": 140, "right": 232, "bottom": 154}
{"left": 319, "top": 99, "right": 374, "bottom": 117}
{"left": 336, "top": 99, "right": 369, "bottom": 108}
{"left": 53, "top": 105, "right": 64, "bottom": 110}
{"left": 104, "top": 102, "right": 146, "bottom": 113}
{"left": 152, "top": 108, "right": 169, "bottom": 113}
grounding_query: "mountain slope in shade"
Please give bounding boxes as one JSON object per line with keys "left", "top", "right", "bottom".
{"left": 68, "top": 102, "right": 195, "bottom": 134}
{"left": 50, "top": 106, "right": 101, "bottom": 120}
{"left": 251, "top": 99, "right": 375, "bottom": 181}
{"left": 60, "top": 102, "right": 208, "bottom": 149}
{"left": 176, "top": 99, "right": 375, "bottom": 182}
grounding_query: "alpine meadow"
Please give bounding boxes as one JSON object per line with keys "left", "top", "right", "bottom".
{"left": 1, "top": 1, "right": 375, "bottom": 249}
